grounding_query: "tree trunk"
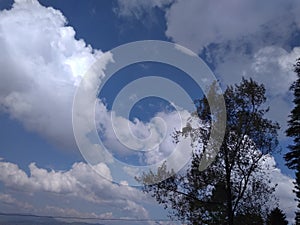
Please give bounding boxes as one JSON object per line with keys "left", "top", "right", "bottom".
{"left": 224, "top": 146, "right": 234, "bottom": 225}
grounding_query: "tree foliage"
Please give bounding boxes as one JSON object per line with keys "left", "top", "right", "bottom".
{"left": 266, "top": 207, "right": 288, "bottom": 225}
{"left": 137, "top": 78, "right": 279, "bottom": 225}
{"left": 285, "top": 58, "right": 300, "bottom": 224}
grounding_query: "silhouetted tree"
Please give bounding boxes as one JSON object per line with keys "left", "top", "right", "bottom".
{"left": 284, "top": 58, "right": 300, "bottom": 225}
{"left": 266, "top": 207, "right": 288, "bottom": 225}
{"left": 138, "top": 78, "right": 279, "bottom": 225}
{"left": 235, "top": 212, "right": 264, "bottom": 225}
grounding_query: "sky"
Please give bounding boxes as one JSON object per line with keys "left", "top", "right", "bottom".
{"left": 0, "top": 0, "right": 299, "bottom": 224}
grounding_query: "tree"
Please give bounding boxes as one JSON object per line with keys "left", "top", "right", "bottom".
{"left": 284, "top": 58, "right": 300, "bottom": 225}
{"left": 266, "top": 207, "right": 288, "bottom": 225}
{"left": 137, "top": 78, "right": 279, "bottom": 225}
{"left": 235, "top": 212, "right": 264, "bottom": 225}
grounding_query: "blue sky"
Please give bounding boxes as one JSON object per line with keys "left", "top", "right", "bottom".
{"left": 0, "top": 0, "right": 299, "bottom": 224}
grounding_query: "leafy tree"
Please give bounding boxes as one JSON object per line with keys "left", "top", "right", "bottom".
{"left": 235, "top": 212, "right": 264, "bottom": 225}
{"left": 266, "top": 207, "right": 288, "bottom": 225}
{"left": 137, "top": 78, "right": 279, "bottom": 225}
{"left": 284, "top": 58, "right": 300, "bottom": 224}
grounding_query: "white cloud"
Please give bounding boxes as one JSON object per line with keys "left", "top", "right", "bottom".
{"left": 43, "top": 205, "right": 113, "bottom": 223}
{"left": 0, "top": 0, "right": 194, "bottom": 168}
{"left": 0, "top": 0, "right": 196, "bottom": 189}
{"left": 1, "top": 0, "right": 298, "bottom": 222}
{"left": 165, "top": 0, "right": 299, "bottom": 53}
{"left": 0, "top": 156, "right": 296, "bottom": 223}
{"left": 0, "top": 0, "right": 104, "bottom": 149}
{"left": 251, "top": 47, "right": 299, "bottom": 96}
{"left": 213, "top": 46, "right": 299, "bottom": 139}
{"left": 115, "top": 0, "right": 300, "bottom": 142}
{"left": 0, "top": 193, "right": 33, "bottom": 210}
{"left": 143, "top": 110, "right": 191, "bottom": 165}
{"left": 0, "top": 193, "right": 114, "bottom": 224}
{"left": 94, "top": 98, "right": 192, "bottom": 167}
{"left": 0, "top": 161, "right": 31, "bottom": 188}
{"left": 117, "top": 0, "right": 300, "bottom": 53}
{"left": 261, "top": 156, "right": 297, "bottom": 224}
{"left": 115, "top": 0, "right": 174, "bottom": 19}
{"left": 0, "top": 159, "right": 151, "bottom": 219}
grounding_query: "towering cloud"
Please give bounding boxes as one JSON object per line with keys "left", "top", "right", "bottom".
{"left": 0, "top": 0, "right": 102, "bottom": 149}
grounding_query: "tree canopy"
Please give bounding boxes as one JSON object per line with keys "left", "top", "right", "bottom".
{"left": 266, "top": 207, "right": 288, "bottom": 225}
{"left": 285, "top": 58, "right": 300, "bottom": 224}
{"left": 137, "top": 78, "right": 279, "bottom": 225}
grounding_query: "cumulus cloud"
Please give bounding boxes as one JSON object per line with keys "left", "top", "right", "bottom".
{"left": 142, "top": 110, "right": 191, "bottom": 165}
{"left": 0, "top": 0, "right": 196, "bottom": 189}
{"left": 0, "top": 0, "right": 192, "bottom": 168}
{"left": 0, "top": 193, "right": 33, "bottom": 210}
{"left": 0, "top": 156, "right": 296, "bottom": 223}
{"left": 95, "top": 100, "right": 191, "bottom": 165}
{"left": 43, "top": 205, "right": 113, "bottom": 222}
{"left": 212, "top": 46, "right": 299, "bottom": 138}
{"left": 164, "top": 0, "right": 300, "bottom": 53}
{"left": 0, "top": 159, "right": 150, "bottom": 219}
{"left": 1, "top": 0, "right": 298, "bottom": 222}
{"left": 117, "top": 0, "right": 300, "bottom": 53}
{"left": 115, "top": 0, "right": 300, "bottom": 142}
{"left": 0, "top": 0, "right": 103, "bottom": 149}
{"left": 261, "top": 156, "right": 297, "bottom": 224}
